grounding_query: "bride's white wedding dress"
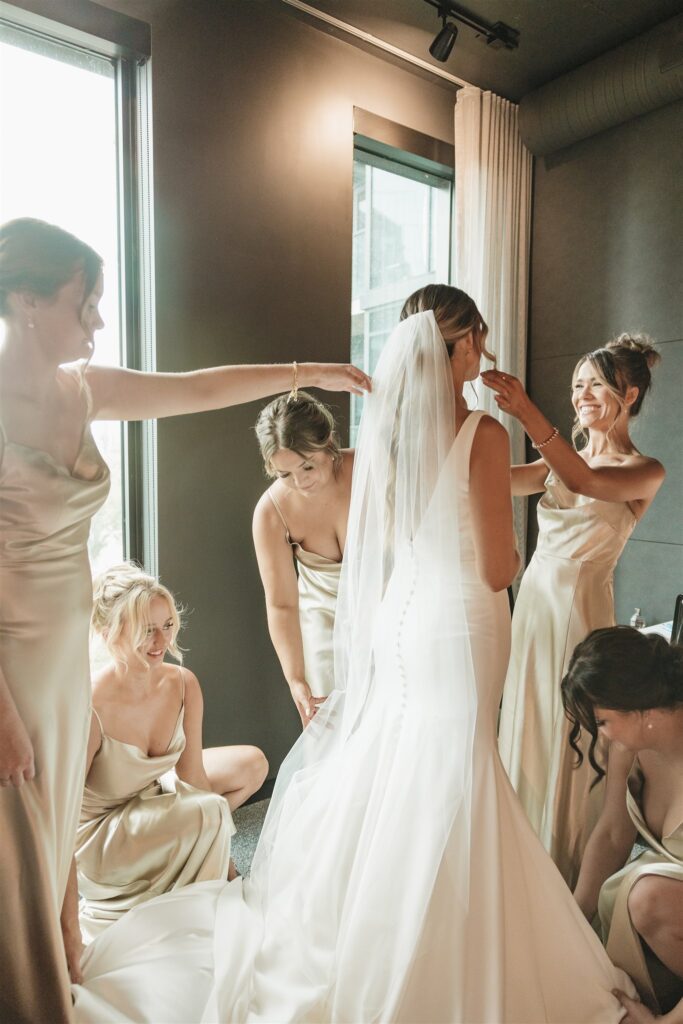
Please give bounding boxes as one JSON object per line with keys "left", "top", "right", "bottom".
{"left": 73, "top": 313, "right": 631, "bottom": 1023}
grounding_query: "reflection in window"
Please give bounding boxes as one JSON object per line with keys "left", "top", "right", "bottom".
{"left": 350, "top": 147, "right": 452, "bottom": 443}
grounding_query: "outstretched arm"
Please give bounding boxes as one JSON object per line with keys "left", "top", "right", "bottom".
{"left": 482, "top": 370, "right": 665, "bottom": 503}
{"left": 87, "top": 362, "right": 371, "bottom": 422}
{"left": 511, "top": 459, "right": 548, "bottom": 496}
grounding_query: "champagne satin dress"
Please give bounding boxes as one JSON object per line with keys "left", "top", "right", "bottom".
{"left": 0, "top": 422, "right": 109, "bottom": 1024}
{"left": 76, "top": 670, "right": 234, "bottom": 941}
{"left": 268, "top": 491, "right": 341, "bottom": 697}
{"left": 599, "top": 758, "right": 683, "bottom": 1010}
{"left": 498, "top": 471, "right": 636, "bottom": 886}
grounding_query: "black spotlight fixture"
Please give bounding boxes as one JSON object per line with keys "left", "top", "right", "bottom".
{"left": 424, "top": 0, "right": 519, "bottom": 60}
{"left": 429, "top": 11, "right": 458, "bottom": 63}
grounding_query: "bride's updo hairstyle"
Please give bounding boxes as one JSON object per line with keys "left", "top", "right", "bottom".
{"left": 400, "top": 284, "right": 495, "bottom": 365}
{"left": 91, "top": 563, "right": 183, "bottom": 670}
{"left": 255, "top": 391, "right": 342, "bottom": 478}
{"left": 562, "top": 625, "right": 683, "bottom": 784}
{"left": 0, "top": 217, "right": 102, "bottom": 320}
{"left": 571, "top": 333, "right": 661, "bottom": 447}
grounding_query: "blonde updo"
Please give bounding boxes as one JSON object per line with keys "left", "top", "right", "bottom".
{"left": 255, "top": 391, "right": 342, "bottom": 478}
{"left": 400, "top": 284, "right": 495, "bottom": 365}
{"left": 571, "top": 332, "right": 661, "bottom": 447}
{"left": 91, "top": 563, "right": 183, "bottom": 670}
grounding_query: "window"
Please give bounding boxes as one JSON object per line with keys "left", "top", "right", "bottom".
{"left": 350, "top": 139, "right": 453, "bottom": 442}
{"left": 0, "top": 9, "right": 154, "bottom": 577}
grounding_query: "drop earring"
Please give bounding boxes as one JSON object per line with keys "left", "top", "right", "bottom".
{"left": 27, "top": 317, "right": 35, "bottom": 329}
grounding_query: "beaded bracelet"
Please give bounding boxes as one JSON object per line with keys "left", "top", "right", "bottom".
{"left": 531, "top": 425, "right": 559, "bottom": 450}
{"left": 288, "top": 361, "right": 298, "bottom": 403}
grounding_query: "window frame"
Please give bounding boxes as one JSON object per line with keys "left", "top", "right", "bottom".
{"left": 0, "top": 0, "right": 156, "bottom": 571}
{"left": 350, "top": 113, "right": 455, "bottom": 443}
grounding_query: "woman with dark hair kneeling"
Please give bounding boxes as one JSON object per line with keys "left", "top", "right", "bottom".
{"left": 563, "top": 626, "right": 683, "bottom": 1020}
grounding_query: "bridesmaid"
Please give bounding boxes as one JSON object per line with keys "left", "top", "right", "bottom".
{"left": 563, "top": 627, "right": 683, "bottom": 1016}
{"left": 253, "top": 392, "right": 352, "bottom": 727}
{"left": 0, "top": 217, "right": 370, "bottom": 1023}
{"left": 63, "top": 565, "right": 255, "bottom": 962}
{"left": 482, "top": 335, "right": 665, "bottom": 887}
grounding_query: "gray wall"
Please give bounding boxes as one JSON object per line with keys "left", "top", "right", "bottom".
{"left": 83, "top": 0, "right": 459, "bottom": 772}
{"left": 527, "top": 99, "right": 683, "bottom": 627}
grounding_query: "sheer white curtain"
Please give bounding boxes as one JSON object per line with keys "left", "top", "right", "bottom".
{"left": 452, "top": 84, "right": 533, "bottom": 565}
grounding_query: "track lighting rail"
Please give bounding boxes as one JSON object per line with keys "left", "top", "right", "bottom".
{"left": 423, "top": 0, "right": 519, "bottom": 51}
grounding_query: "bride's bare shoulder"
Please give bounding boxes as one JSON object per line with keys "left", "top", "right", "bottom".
{"left": 471, "top": 413, "right": 509, "bottom": 448}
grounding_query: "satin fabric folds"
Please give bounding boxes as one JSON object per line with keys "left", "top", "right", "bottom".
{"left": 599, "top": 758, "right": 683, "bottom": 1010}
{"left": 267, "top": 490, "right": 341, "bottom": 698}
{"left": 499, "top": 472, "right": 636, "bottom": 886}
{"left": 74, "top": 315, "right": 632, "bottom": 1023}
{"left": 0, "top": 425, "right": 109, "bottom": 1024}
{"left": 76, "top": 696, "right": 233, "bottom": 941}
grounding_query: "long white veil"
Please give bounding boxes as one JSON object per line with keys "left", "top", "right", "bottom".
{"left": 207, "top": 311, "right": 478, "bottom": 1022}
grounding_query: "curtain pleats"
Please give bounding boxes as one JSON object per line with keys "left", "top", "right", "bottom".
{"left": 452, "top": 85, "right": 533, "bottom": 566}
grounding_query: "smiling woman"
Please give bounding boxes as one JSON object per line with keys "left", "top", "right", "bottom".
{"left": 253, "top": 392, "right": 352, "bottom": 725}
{"left": 481, "top": 334, "right": 666, "bottom": 887}
{"left": 64, "top": 564, "right": 263, "bottom": 948}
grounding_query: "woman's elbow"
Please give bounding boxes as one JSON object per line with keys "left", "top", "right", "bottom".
{"left": 481, "top": 552, "right": 520, "bottom": 592}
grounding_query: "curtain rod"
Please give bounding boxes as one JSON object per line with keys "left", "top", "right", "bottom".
{"left": 280, "top": 0, "right": 468, "bottom": 89}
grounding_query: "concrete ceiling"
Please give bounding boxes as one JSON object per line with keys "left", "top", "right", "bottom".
{"left": 291, "top": 0, "right": 683, "bottom": 100}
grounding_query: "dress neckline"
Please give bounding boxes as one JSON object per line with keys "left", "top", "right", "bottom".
{"left": 267, "top": 489, "right": 343, "bottom": 565}
{"left": 627, "top": 755, "right": 682, "bottom": 844}
{"left": 3, "top": 434, "right": 94, "bottom": 480}
{"left": 0, "top": 367, "right": 95, "bottom": 478}
{"left": 92, "top": 670, "right": 186, "bottom": 760}
{"left": 100, "top": 704, "right": 184, "bottom": 760}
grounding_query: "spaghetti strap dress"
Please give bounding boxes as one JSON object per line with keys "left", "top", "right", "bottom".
{"left": 268, "top": 490, "right": 341, "bottom": 697}
{"left": 0, "top": 413, "right": 109, "bottom": 1023}
{"left": 598, "top": 757, "right": 683, "bottom": 1010}
{"left": 498, "top": 470, "right": 636, "bottom": 886}
{"left": 76, "top": 667, "right": 234, "bottom": 941}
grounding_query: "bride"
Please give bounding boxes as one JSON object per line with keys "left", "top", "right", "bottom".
{"left": 74, "top": 287, "right": 632, "bottom": 1023}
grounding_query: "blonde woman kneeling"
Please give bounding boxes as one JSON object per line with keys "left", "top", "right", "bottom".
{"left": 62, "top": 565, "right": 267, "bottom": 961}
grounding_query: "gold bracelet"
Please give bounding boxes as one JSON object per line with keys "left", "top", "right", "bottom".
{"left": 531, "top": 425, "right": 559, "bottom": 450}
{"left": 287, "top": 361, "right": 298, "bottom": 403}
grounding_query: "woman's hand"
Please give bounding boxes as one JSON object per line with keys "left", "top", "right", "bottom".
{"left": 61, "top": 919, "right": 84, "bottom": 985}
{"left": 613, "top": 990, "right": 655, "bottom": 1023}
{"left": 0, "top": 702, "right": 35, "bottom": 787}
{"left": 289, "top": 680, "right": 327, "bottom": 728}
{"left": 306, "top": 363, "right": 372, "bottom": 397}
{"left": 480, "top": 370, "right": 532, "bottom": 420}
